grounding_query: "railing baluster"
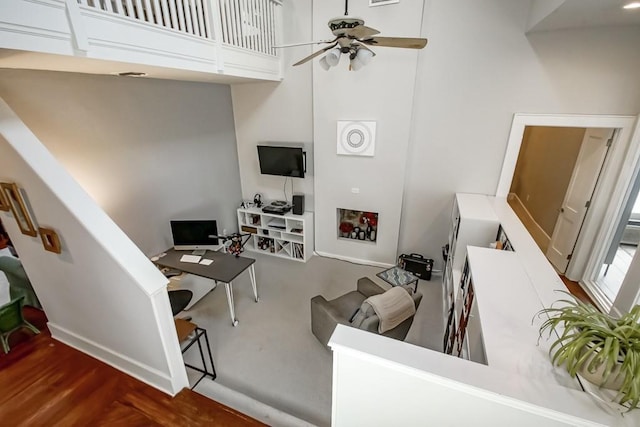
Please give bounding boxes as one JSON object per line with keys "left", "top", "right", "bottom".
{"left": 229, "top": 0, "right": 239, "bottom": 47}
{"left": 271, "top": 0, "right": 278, "bottom": 55}
{"left": 123, "top": 0, "right": 134, "bottom": 18}
{"left": 184, "top": 0, "right": 194, "bottom": 34}
{"left": 243, "top": 0, "right": 250, "bottom": 51}
{"left": 112, "top": 0, "right": 122, "bottom": 15}
{"left": 240, "top": 0, "right": 249, "bottom": 48}
{"left": 198, "top": 0, "right": 205, "bottom": 36}
{"left": 175, "top": 0, "right": 186, "bottom": 31}
{"left": 260, "top": 0, "right": 267, "bottom": 53}
{"left": 141, "top": 0, "right": 151, "bottom": 23}
{"left": 158, "top": 0, "right": 170, "bottom": 26}
{"left": 193, "top": 0, "right": 203, "bottom": 37}
{"left": 202, "top": 0, "right": 212, "bottom": 39}
{"left": 252, "top": 0, "right": 258, "bottom": 51}
{"left": 103, "top": 0, "right": 113, "bottom": 13}
{"left": 218, "top": 1, "right": 227, "bottom": 43}
{"left": 151, "top": 0, "right": 163, "bottom": 25}
{"left": 223, "top": 0, "right": 232, "bottom": 43}
{"left": 167, "top": 0, "right": 178, "bottom": 29}
{"left": 133, "top": 0, "right": 143, "bottom": 20}
{"left": 187, "top": 0, "right": 196, "bottom": 35}
{"left": 268, "top": 0, "right": 274, "bottom": 55}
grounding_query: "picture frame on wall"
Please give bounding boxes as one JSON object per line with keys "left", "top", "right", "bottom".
{"left": 369, "top": 0, "right": 399, "bottom": 6}
{"left": 39, "top": 227, "right": 62, "bottom": 254}
{"left": 1, "top": 182, "right": 37, "bottom": 237}
{"left": 0, "top": 184, "right": 10, "bottom": 212}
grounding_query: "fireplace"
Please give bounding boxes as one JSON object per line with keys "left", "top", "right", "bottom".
{"left": 337, "top": 208, "right": 378, "bottom": 243}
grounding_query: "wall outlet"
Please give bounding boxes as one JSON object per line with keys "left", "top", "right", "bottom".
{"left": 351, "top": 188, "right": 360, "bottom": 194}
{"left": 223, "top": 229, "right": 227, "bottom": 236}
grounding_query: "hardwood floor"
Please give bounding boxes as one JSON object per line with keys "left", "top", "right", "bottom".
{"left": 0, "top": 309, "right": 265, "bottom": 426}
{"left": 560, "top": 275, "right": 597, "bottom": 307}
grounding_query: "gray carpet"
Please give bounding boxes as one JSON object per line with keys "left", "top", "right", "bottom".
{"left": 180, "top": 253, "right": 444, "bottom": 426}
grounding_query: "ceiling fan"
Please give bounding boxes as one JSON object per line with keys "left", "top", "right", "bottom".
{"left": 280, "top": 0, "right": 428, "bottom": 71}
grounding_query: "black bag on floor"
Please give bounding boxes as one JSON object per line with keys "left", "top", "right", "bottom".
{"left": 398, "top": 253, "right": 434, "bottom": 281}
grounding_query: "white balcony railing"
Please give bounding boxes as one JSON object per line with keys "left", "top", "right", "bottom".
{"left": 79, "top": 0, "right": 280, "bottom": 56}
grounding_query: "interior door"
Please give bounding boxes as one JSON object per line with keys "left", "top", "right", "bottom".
{"left": 546, "top": 128, "right": 613, "bottom": 273}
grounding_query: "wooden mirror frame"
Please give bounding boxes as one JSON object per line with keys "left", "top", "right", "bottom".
{"left": 1, "top": 182, "right": 37, "bottom": 237}
{"left": 0, "top": 184, "right": 9, "bottom": 211}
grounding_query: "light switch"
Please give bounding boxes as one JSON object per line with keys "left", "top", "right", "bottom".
{"left": 351, "top": 188, "right": 360, "bottom": 194}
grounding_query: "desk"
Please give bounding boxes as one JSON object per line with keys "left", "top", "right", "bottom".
{"left": 156, "top": 248, "right": 258, "bottom": 326}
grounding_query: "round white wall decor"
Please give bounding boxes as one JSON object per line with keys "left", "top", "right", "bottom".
{"left": 337, "top": 121, "right": 376, "bottom": 156}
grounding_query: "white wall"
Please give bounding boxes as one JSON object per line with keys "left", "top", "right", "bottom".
{"left": 231, "top": 0, "right": 314, "bottom": 208}
{"left": 0, "top": 69, "right": 242, "bottom": 254}
{"left": 400, "top": 0, "right": 640, "bottom": 267}
{"left": 312, "top": 0, "right": 424, "bottom": 265}
{"left": 0, "top": 99, "right": 187, "bottom": 393}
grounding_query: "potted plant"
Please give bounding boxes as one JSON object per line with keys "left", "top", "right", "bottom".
{"left": 537, "top": 293, "right": 640, "bottom": 410}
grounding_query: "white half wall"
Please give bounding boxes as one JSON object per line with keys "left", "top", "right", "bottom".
{"left": 329, "top": 326, "right": 614, "bottom": 427}
{"left": 0, "top": 69, "right": 243, "bottom": 255}
{"left": 399, "top": 0, "right": 640, "bottom": 268}
{"left": 0, "top": 98, "right": 188, "bottom": 394}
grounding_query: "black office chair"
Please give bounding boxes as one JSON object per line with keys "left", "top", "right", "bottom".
{"left": 168, "top": 290, "right": 193, "bottom": 316}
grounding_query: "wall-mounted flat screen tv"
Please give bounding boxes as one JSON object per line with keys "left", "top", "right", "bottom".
{"left": 257, "top": 145, "right": 305, "bottom": 178}
{"left": 170, "top": 220, "right": 220, "bottom": 251}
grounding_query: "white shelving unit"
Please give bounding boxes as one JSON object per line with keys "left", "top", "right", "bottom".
{"left": 237, "top": 207, "right": 314, "bottom": 262}
{"left": 443, "top": 194, "right": 500, "bottom": 311}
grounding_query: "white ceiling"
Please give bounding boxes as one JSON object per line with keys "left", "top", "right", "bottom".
{"left": 528, "top": 0, "right": 640, "bottom": 33}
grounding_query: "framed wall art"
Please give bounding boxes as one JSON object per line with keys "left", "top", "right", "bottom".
{"left": 39, "top": 227, "right": 62, "bottom": 254}
{"left": 369, "top": 0, "right": 399, "bottom": 6}
{"left": 1, "top": 182, "right": 37, "bottom": 237}
{"left": 0, "top": 184, "right": 9, "bottom": 212}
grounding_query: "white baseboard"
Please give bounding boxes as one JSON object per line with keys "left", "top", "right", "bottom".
{"left": 508, "top": 193, "right": 551, "bottom": 248}
{"left": 195, "top": 379, "right": 315, "bottom": 427}
{"left": 313, "top": 251, "right": 394, "bottom": 268}
{"left": 49, "top": 322, "right": 177, "bottom": 395}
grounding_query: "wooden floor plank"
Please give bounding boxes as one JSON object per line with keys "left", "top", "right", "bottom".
{"left": 0, "top": 316, "right": 265, "bottom": 427}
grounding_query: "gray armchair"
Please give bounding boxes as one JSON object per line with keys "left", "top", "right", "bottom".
{"left": 311, "top": 277, "right": 422, "bottom": 349}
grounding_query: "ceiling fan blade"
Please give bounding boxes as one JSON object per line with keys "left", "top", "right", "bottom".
{"left": 345, "top": 25, "right": 380, "bottom": 39}
{"left": 293, "top": 42, "right": 338, "bottom": 66}
{"left": 275, "top": 38, "right": 337, "bottom": 48}
{"left": 362, "top": 37, "right": 428, "bottom": 49}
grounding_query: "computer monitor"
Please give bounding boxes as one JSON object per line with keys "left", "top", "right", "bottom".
{"left": 170, "top": 220, "right": 220, "bottom": 251}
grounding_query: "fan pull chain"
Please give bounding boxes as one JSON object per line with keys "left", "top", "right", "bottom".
{"left": 344, "top": 0, "right": 349, "bottom": 16}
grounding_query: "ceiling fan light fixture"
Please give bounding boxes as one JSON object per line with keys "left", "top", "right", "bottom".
{"left": 325, "top": 48, "right": 342, "bottom": 67}
{"left": 319, "top": 56, "right": 331, "bottom": 71}
{"left": 350, "top": 58, "right": 364, "bottom": 71}
{"left": 356, "top": 48, "right": 374, "bottom": 65}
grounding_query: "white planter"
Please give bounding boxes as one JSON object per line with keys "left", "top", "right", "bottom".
{"left": 578, "top": 349, "right": 625, "bottom": 390}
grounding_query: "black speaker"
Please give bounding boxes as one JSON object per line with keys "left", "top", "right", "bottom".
{"left": 292, "top": 194, "right": 305, "bottom": 215}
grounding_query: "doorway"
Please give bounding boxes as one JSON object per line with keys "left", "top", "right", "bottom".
{"left": 497, "top": 113, "right": 640, "bottom": 314}
{"left": 508, "top": 126, "right": 613, "bottom": 274}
